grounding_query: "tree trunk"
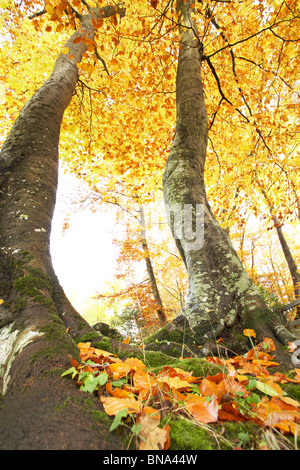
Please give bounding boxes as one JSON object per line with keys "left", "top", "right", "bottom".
{"left": 260, "top": 186, "right": 300, "bottom": 317}
{"left": 139, "top": 204, "right": 167, "bottom": 325}
{"left": 162, "top": 0, "right": 296, "bottom": 355}
{"left": 0, "top": 4, "right": 127, "bottom": 450}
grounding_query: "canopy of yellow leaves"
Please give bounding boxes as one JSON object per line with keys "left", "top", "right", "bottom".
{"left": 1, "top": 0, "right": 299, "bottom": 207}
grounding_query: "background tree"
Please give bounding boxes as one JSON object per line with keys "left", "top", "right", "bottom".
{"left": 258, "top": 183, "right": 300, "bottom": 316}
{"left": 86, "top": 189, "right": 186, "bottom": 331}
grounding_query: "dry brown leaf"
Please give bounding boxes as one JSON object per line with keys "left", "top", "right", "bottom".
{"left": 138, "top": 413, "right": 168, "bottom": 450}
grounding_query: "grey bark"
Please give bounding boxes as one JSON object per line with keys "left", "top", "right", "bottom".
{"left": 162, "top": 0, "right": 296, "bottom": 349}
{"left": 0, "top": 4, "right": 127, "bottom": 450}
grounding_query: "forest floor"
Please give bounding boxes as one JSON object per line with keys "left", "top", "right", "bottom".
{"left": 61, "top": 322, "right": 300, "bottom": 451}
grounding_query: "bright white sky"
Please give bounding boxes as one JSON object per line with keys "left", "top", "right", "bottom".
{"left": 50, "top": 166, "right": 119, "bottom": 314}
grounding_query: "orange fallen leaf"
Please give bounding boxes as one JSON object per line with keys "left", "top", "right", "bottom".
{"left": 93, "top": 348, "right": 118, "bottom": 358}
{"left": 258, "top": 337, "right": 276, "bottom": 352}
{"left": 263, "top": 380, "right": 284, "bottom": 396}
{"left": 274, "top": 420, "right": 300, "bottom": 436}
{"left": 199, "top": 378, "right": 226, "bottom": 401}
{"left": 158, "top": 366, "right": 199, "bottom": 384}
{"left": 237, "top": 359, "right": 267, "bottom": 376}
{"left": 246, "top": 347, "right": 274, "bottom": 362}
{"left": 141, "top": 405, "right": 161, "bottom": 418}
{"left": 243, "top": 329, "right": 256, "bottom": 338}
{"left": 219, "top": 402, "right": 248, "bottom": 422}
{"left": 205, "top": 372, "right": 225, "bottom": 384}
{"left": 125, "top": 357, "right": 146, "bottom": 370}
{"left": 207, "top": 356, "right": 223, "bottom": 365}
{"left": 172, "top": 367, "right": 200, "bottom": 383}
{"left": 108, "top": 362, "right": 135, "bottom": 379}
{"left": 77, "top": 342, "right": 92, "bottom": 348}
{"left": 163, "top": 424, "right": 171, "bottom": 450}
{"left": 133, "top": 369, "right": 159, "bottom": 400}
{"left": 294, "top": 369, "right": 300, "bottom": 382}
{"left": 272, "top": 396, "right": 300, "bottom": 409}
{"left": 222, "top": 376, "right": 249, "bottom": 398}
{"left": 122, "top": 337, "right": 130, "bottom": 344}
{"left": 100, "top": 396, "right": 142, "bottom": 416}
{"left": 106, "top": 382, "right": 135, "bottom": 399}
{"left": 184, "top": 395, "right": 219, "bottom": 423}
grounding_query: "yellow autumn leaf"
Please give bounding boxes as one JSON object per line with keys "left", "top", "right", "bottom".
{"left": 77, "top": 342, "right": 91, "bottom": 348}
{"left": 79, "top": 62, "right": 88, "bottom": 71}
{"left": 279, "top": 396, "right": 300, "bottom": 408}
{"left": 45, "top": 4, "right": 55, "bottom": 15}
{"left": 157, "top": 375, "right": 193, "bottom": 390}
{"left": 61, "top": 47, "right": 69, "bottom": 55}
{"left": 93, "top": 348, "right": 118, "bottom": 358}
{"left": 108, "top": 361, "right": 136, "bottom": 379}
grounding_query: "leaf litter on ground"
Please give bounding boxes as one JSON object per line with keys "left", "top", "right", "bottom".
{"left": 61, "top": 332, "right": 300, "bottom": 450}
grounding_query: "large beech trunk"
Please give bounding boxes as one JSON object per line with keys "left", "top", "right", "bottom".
{"left": 0, "top": 5, "right": 126, "bottom": 450}
{"left": 162, "top": 0, "right": 296, "bottom": 354}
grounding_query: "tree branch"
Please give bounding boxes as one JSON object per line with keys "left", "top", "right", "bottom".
{"left": 28, "top": 9, "right": 46, "bottom": 19}
{"left": 207, "top": 16, "right": 300, "bottom": 59}
{"left": 94, "top": 47, "right": 110, "bottom": 75}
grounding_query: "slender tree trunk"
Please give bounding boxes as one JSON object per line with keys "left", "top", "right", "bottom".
{"left": 260, "top": 186, "right": 300, "bottom": 317}
{"left": 0, "top": 4, "right": 127, "bottom": 450}
{"left": 162, "top": 0, "right": 296, "bottom": 354}
{"left": 139, "top": 204, "right": 167, "bottom": 325}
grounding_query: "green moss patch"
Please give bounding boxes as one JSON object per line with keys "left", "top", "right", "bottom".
{"left": 162, "top": 416, "right": 216, "bottom": 450}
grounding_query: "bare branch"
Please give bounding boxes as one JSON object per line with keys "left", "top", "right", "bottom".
{"left": 207, "top": 16, "right": 300, "bottom": 59}
{"left": 28, "top": 9, "right": 46, "bottom": 19}
{"left": 95, "top": 47, "right": 110, "bottom": 75}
